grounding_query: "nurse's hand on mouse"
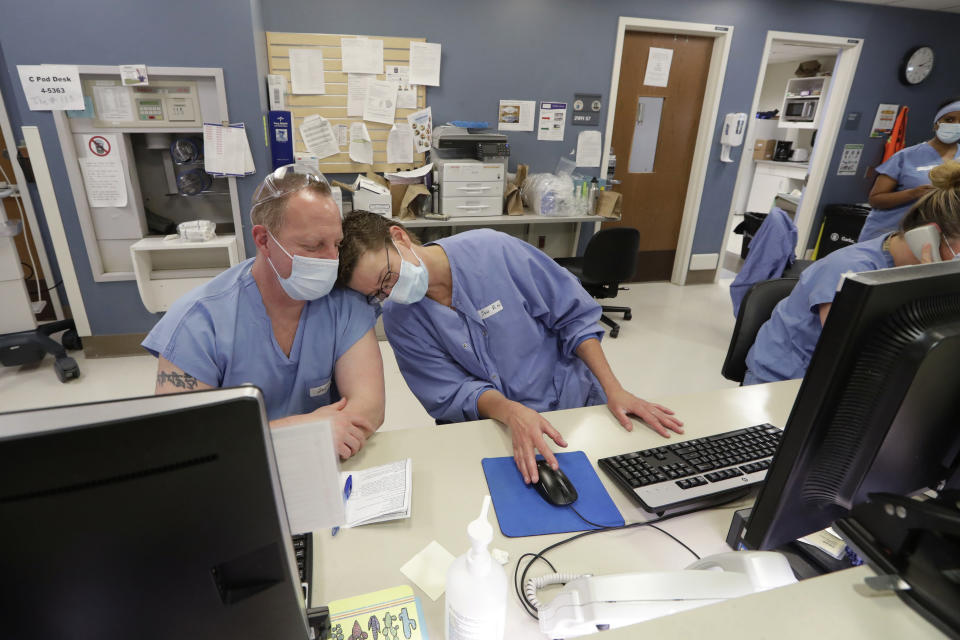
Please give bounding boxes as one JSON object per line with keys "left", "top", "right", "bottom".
{"left": 605, "top": 388, "right": 684, "bottom": 437}
{"left": 505, "top": 402, "right": 568, "bottom": 485}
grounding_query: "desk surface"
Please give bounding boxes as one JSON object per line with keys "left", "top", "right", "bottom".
{"left": 401, "top": 212, "right": 606, "bottom": 228}
{"left": 313, "top": 380, "right": 942, "bottom": 639}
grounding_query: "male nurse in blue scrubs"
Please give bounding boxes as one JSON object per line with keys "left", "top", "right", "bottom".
{"left": 338, "top": 212, "right": 683, "bottom": 484}
{"left": 143, "top": 166, "right": 385, "bottom": 459}
{"left": 859, "top": 98, "right": 960, "bottom": 241}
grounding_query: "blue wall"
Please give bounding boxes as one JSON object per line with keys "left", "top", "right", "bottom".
{"left": 262, "top": 0, "right": 960, "bottom": 252}
{"left": 0, "top": 0, "right": 268, "bottom": 335}
{"left": 2, "top": 0, "right": 959, "bottom": 335}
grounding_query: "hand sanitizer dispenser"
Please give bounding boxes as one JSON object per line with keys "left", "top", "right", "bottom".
{"left": 720, "top": 112, "right": 747, "bottom": 163}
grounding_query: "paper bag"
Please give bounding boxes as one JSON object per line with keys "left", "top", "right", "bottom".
{"left": 399, "top": 184, "right": 430, "bottom": 220}
{"left": 505, "top": 164, "right": 528, "bottom": 215}
{"left": 595, "top": 190, "right": 622, "bottom": 220}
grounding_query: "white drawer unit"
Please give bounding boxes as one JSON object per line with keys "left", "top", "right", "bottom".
{"left": 440, "top": 195, "right": 503, "bottom": 217}
{"left": 438, "top": 160, "right": 505, "bottom": 217}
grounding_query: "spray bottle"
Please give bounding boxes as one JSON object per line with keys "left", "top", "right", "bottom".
{"left": 445, "top": 496, "right": 506, "bottom": 640}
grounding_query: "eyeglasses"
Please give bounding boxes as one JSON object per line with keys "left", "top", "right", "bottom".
{"left": 366, "top": 243, "right": 400, "bottom": 304}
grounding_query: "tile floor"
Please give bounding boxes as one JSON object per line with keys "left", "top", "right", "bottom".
{"left": 0, "top": 277, "right": 739, "bottom": 430}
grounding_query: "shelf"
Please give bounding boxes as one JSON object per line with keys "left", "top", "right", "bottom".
{"left": 149, "top": 267, "right": 226, "bottom": 280}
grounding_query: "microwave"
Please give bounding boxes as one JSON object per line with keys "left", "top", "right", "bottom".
{"left": 782, "top": 98, "right": 817, "bottom": 122}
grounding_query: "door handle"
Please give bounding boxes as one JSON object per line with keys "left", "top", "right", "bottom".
{"left": 636, "top": 102, "right": 645, "bottom": 126}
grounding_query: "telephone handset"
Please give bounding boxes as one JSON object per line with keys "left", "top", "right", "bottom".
{"left": 904, "top": 223, "right": 942, "bottom": 263}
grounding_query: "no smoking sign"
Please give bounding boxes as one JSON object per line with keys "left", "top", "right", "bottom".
{"left": 88, "top": 135, "right": 112, "bottom": 157}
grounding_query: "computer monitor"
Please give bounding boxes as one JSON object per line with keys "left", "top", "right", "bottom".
{"left": 0, "top": 387, "right": 311, "bottom": 639}
{"left": 743, "top": 260, "right": 960, "bottom": 551}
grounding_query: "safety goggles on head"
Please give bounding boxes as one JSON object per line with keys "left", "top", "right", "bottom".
{"left": 251, "top": 164, "right": 329, "bottom": 211}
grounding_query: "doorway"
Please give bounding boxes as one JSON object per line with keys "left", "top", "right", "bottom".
{"left": 722, "top": 32, "right": 863, "bottom": 276}
{"left": 601, "top": 18, "right": 734, "bottom": 285}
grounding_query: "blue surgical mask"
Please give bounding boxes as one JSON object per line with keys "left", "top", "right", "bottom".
{"left": 266, "top": 230, "right": 338, "bottom": 301}
{"left": 936, "top": 122, "right": 960, "bottom": 144}
{"left": 388, "top": 239, "right": 429, "bottom": 304}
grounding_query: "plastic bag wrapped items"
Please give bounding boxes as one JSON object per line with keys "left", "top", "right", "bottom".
{"left": 521, "top": 173, "right": 577, "bottom": 217}
{"left": 177, "top": 219, "right": 217, "bottom": 242}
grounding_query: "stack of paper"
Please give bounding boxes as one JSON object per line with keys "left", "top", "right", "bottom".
{"left": 203, "top": 122, "right": 255, "bottom": 176}
{"left": 342, "top": 459, "right": 412, "bottom": 528}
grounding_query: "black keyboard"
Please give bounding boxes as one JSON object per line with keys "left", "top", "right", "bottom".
{"left": 598, "top": 423, "right": 783, "bottom": 513}
{"left": 292, "top": 533, "right": 312, "bottom": 606}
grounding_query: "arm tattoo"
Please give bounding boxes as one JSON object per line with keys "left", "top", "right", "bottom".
{"left": 157, "top": 370, "right": 199, "bottom": 390}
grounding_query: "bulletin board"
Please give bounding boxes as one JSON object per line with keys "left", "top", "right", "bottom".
{"left": 266, "top": 32, "right": 428, "bottom": 173}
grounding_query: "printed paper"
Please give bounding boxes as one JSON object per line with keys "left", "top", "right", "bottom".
{"left": 409, "top": 41, "right": 441, "bottom": 86}
{"left": 386, "top": 64, "right": 417, "bottom": 109}
{"left": 267, "top": 74, "right": 287, "bottom": 110}
{"left": 349, "top": 122, "right": 374, "bottom": 165}
{"left": 289, "top": 48, "right": 326, "bottom": 94}
{"left": 299, "top": 114, "right": 340, "bottom": 159}
{"left": 837, "top": 143, "right": 863, "bottom": 176}
{"left": 537, "top": 101, "right": 567, "bottom": 141}
{"left": 78, "top": 157, "right": 127, "bottom": 208}
{"left": 643, "top": 47, "right": 674, "bottom": 87}
{"left": 498, "top": 99, "right": 536, "bottom": 131}
{"left": 871, "top": 104, "right": 899, "bottom": 138}
{"left": 363, "top": 79, "right": 399, "bottom": 126}
{"left": 335, "top": 124, "right": 349, "bottom": 147}
{"left": 340, "top": 37, "right": 383, "bottom": 75}
{"left": 387, "top": 124, "right": 414, "bottom": 164}
{"left": 347, "top": 73, "right": 372, "bottom": 117}
{"left": 17, "top": 65, "right": 84, "bottom": 111}
{"left": 576, "top": 130, "right": 602, "bottom": 167}
{"left": 119, "top": 64, "right": 148, "bottom": 86}
{"left": 407, "top": 107, "right": 433, "bottom": 153}
{"left": 92, "top": 85, "right": 134, "bottom": 122}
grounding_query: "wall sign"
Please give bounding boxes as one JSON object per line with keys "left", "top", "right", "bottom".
{"left": 572, "top": 93, "right": 602, "bottom": 126}
{"left": 16, "top": 64, "right": 84, "bottom": 111}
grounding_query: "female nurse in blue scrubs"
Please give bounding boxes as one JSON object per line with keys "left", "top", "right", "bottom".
{"left": 859, "top": 98, "right": 960, "bottom": 241}
{"left": 745, "top": 160, "right": 960, "bottom": 385}
{"left": 337, "top": 212, "right": 683, "bottom": 485}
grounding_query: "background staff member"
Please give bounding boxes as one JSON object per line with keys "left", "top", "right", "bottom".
{"left": 142, "top": 166, "right": 385, "bottom": 459}
{"left": 859, "top": 98, "right": 960, "bottom": 241}
{"left": 746, "top": 161, "right": 960, "bottom": 385}
{"left": 338, "top": 212, "right": 682, "bottom": 484}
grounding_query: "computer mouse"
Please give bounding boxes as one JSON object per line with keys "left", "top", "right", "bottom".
{"left": 534, "top": 460, "right": 578, "bottom": 506}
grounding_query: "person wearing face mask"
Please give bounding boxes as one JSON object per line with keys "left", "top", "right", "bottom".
{"left": 337, "top": 211, "right": 683, "bottom": 485}
{"left": 745, "top": 160, "right": 960, "bottom": 385}
{"left": 142, "top": 166, "right": 385, "bottom": 459}
{"left": 858, "top": 98, "right": 960, "bottom": 241}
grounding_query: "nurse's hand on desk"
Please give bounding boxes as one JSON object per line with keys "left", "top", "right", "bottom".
{"left": 506, "top": 403, "right": 568, "bottom": 485}
{"left": 606, "top": 389, "right": 684, "bottom": 438}
{"left": 271, "top": 398, "right": 372, "bottom": 459}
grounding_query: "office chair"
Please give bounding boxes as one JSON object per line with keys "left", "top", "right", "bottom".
{"left": 556, "top": 227, "right": 639, "bottom": 338}
{"left": 0, "top": 318, "right": 81, "bottom": 382}
{"left": 721, "top": 278, "right": 799, "bottom": 384}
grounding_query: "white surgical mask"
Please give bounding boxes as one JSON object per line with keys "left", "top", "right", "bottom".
{"left": 936, "top": 122, "right": 960, "bottom": 144}
{"left": 387, "top": 239, "right": 429, "bottom": 304}
{"left": 266, "top": 230, "right": 338, "bottom": 301}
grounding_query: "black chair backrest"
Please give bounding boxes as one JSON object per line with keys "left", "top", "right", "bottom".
{"left": 721, "top": 277, "right": 800, "bottom": 383}
{"left": 582, "top": 227, "right": 640, "bottom": 283}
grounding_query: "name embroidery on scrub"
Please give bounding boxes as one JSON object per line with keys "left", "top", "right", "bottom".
{"left": 478, "top": 299, "right": 504, "bottom": 320}
{"left": 310, "top": 380, "right": 332, "bottom": 397}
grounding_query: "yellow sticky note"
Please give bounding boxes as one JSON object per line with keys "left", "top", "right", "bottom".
{"left": 400, "top": 540, "right": 456, "bottom": 601}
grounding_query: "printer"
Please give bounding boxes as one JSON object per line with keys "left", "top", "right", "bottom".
{"left": 432, "top": 127, "right": 509, "bottom": 218}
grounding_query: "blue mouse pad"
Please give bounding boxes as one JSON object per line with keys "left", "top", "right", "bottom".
{"left": 481, "top": 451, "right": 624, "bottom": 537}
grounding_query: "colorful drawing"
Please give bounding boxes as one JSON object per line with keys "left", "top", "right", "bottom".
{"left": 368, "top": 615, "right": 381, "bottom": 640}
{"left": 381, "top": 611, "right": 399, "bottom": 640}
{"left": 331, "top": 623, "right": 344, "bottom": 640}
{"left": 398, "top": 607, "right": 417, "bottom": 639}
{"left": 348, "top": 620, "right": 368, "bottom": 640}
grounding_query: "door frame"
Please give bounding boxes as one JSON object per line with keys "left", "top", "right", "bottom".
{"left": 720, "top": 31, "right": 863, "bottom": 279}
{"left": 601, "top": 17, "right": 734, "bottom": 285}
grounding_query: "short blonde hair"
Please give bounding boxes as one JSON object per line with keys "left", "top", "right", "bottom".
{"left": 900, "top": 160, "right": 960, "bottom": 238}
{"left": 250, "top": 177, "right": 332, "bottom": 234}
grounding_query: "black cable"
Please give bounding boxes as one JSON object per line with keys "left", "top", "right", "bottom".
{"left": 513, "top": 552, "right": 557, "bottom": 618}
{"left": 516, "top": 493, "right": 749, "bottom": 619}
{"left": 647, "top": 523, "right": 700, "bottom": 560}
{"left": 569, "top": 505, "right": 617, "bottom": 530}
{"left": 21, "top": 261, "right": 34, "bottom": 280}
{"left": 45, "top": 279, "right": 62, "bottom": 292}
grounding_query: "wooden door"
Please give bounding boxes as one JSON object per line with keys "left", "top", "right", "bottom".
{"left": 606, "top": 31, "right": 714, "bottom": 281}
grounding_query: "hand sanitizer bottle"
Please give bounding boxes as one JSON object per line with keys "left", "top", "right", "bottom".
{"left": 445, "top": 496, "right": 506, "bottom": 640}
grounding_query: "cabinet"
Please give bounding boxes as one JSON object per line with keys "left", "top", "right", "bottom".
{"left": 745, "top": 161, "right": 808, "bottom": 213}
{"left": 779, "top": 77, "right": 829, "bottom": 130}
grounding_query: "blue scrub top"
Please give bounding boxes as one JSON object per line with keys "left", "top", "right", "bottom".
{"left": 382, "top": 229, "right": 606, "bottom": 423}
{"left": 142, "top": 258, "right": 376, "bottom": 421}
{"left": 859, "top": 142, "right": 960, "bottom": 241}
{"left": 744, "top": 235, "right": 894, "bottom": 385}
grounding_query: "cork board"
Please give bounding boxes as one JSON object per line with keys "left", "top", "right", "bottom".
{"left": 266, "top": 31, "right": 428, "bottom": 173}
